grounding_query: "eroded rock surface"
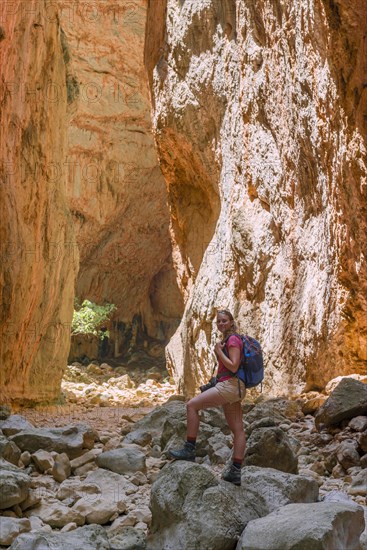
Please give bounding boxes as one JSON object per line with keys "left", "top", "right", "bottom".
{"left": 146, "top": 0, "right": 367, "bottom": 396}
{"left": 0, "top": 0, "right": 79, "bottom": 405}
{"left": 58, "top": 0, "right": 183, "bottom": 343}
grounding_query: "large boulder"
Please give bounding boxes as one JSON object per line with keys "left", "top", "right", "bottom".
{"left": 236, "top": 501, "right": 365, "bottom": 550}
{"left": 245, "top": 427, "right": 298, "bottom": 473}
{"left": 9, "top": 524, "right": 110, "bottom": 550}
{"left": 96, "top": 445, "right": 146, "bottom": 474}
{"left": 161, "top": 415, "right": 231, "bottom": 462}
{"left": 241, "top": 466, "right": 319, "bottom": 509}
{"left": 129, "top": 400, "right": 186, "bottom": 444}
{"left": 148, "top": 461, "right": 267, "bottom": 550}
{"left": 0, "top": 460, "right": 31, "bottom": 509}
{"left": 315, "top": 378, "right": 367, "bottom": 430}
{"left": 0, "top": 415, "right": 34, "bottom": 436}
{"left": 10, "top": 423, "right": 97, "bottom": 459}
{"left": 325, "top": 375, "right": 367, "bottom": 395}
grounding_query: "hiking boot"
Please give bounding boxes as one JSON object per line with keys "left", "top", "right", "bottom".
{"left": 221, "top": 464, "right": 241, "bottom": 486}
{"left": 168, "top": 441, "right": 196, "bottom": 462}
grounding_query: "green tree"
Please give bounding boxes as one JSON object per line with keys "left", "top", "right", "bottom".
{"left": 72, "top": 298, "right": 116, "bottom": 340}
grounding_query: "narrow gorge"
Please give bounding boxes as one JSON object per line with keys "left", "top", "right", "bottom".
{"left": 0, "top": 0, "right": 367, "bottom": 548}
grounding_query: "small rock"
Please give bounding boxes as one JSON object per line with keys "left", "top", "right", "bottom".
{"left": 131, "top": 507, "right": 152, "bottom": 525}
{"left": 74, "top": 461, "right": 97, "bottom": 476}
{"left": 336, "top": 440, "right": 360, "bottom": 470}
{"left": 0, "top": 517, "right": 31, "bottom": 546}
{"left": 0, "top": 436, "right": 21, "bottom": 465}
{"left": 19, "top": 489, "right": 42, "bottom": 511}
{"left": 331, "top": 464, "right": 346, "bottom": 478}
{"left": 28, "top": 515, "right": 52, "bottom": 532}
{"left": 20, "top": 451, "right": 31, "bottom": 467}
{"left": 69, "top": 448, "right": 102, "bottom": 471}
{"left": 309, "top": 461, "right": 326, "bottom": 476}
{"left": 348, "top": 469, "right": 367, "bottom": 497}
{"left": 302, "top": 395, "right": 327, "bottom": 415}
{"left": 32, "top": 450, "right": 54, "bottom": 472}
{"left": 129, "top": 471, "right": 148, "bottom": 486}
{"left": 61, "top": 522, "right": 78, "bottom": 532}
{"left": 110, "top": 515, "right": 137, "bottom": 528}
{"left": 349, "top": 416, "right": 367, "bottom": 432}
{"left": 298, "top": 469, "right": 324, "bottom": 486}
{"left": 123, "top": 429, "right": 152, "bottom": 447}
{"left": 96, "top": 446, "right": 146, "bottom": 475}
{"left": 52, "top": 453, "right": 71, "bottom": 482}
{"left": 0, "top": 405, "right": 12, "bottom": 420}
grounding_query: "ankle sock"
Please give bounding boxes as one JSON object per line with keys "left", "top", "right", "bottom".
{"left": 186, "top": 438, "right": 196, "bottom": 447}
{"left": 233, "top": 459, "right": 242, "bottom": 469}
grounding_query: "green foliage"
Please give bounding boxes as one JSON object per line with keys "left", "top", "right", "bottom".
{"left": 72, "top": 298, "right": 116, "bottom": 340}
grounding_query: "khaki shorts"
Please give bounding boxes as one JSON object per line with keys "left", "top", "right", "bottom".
{"left": 214, "top": 377, "right": 246, "bottom": 404}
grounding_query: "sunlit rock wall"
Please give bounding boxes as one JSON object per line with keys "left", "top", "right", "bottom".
{"left": 146, "top": 0, "right": 367, "bottom": 396}
{"left": 58, "top": 0, "right": 183, "bottom": 344}
{"left": 0, "top": 0, "right": 79, "bottom": 404}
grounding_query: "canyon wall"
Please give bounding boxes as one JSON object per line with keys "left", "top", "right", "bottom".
{"left": 0, "top": 0, "right": 79, "bottom": 404}
{"left": 146, "top": 0, "right": 367, "bottom": 396}
{"left": 58, "top": 0, "right": 183, "bottom": 346}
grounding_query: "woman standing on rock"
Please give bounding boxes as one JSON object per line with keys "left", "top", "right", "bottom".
{"left": 169, "top": 309, "right": 246, "bottom": 486}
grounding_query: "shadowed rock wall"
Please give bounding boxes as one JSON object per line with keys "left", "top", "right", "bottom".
{"left": 0, "top": 0, "right": 79, "bottom": 404}
{"left": 58, "top": 0, "right": 183, "bottom": 344}
{"left": 145, "top": 0, "right": 367, "bottom": 396}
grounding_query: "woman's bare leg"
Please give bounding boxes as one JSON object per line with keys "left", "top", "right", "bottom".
{"left": 223, "top": 401, "right": 246, "bottom": 460}
{"left": 186, "top": 388, "right": 228, "bottom": 439}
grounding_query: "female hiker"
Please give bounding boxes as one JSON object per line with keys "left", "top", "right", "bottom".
{"left": 169, "top": 309, "right": 246, "bottom": 486}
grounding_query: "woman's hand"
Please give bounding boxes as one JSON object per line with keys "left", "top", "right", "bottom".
{"left": 214, "top": 341, "right": 225, "bottom": 356}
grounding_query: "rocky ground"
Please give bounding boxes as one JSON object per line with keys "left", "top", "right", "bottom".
{"left": 0, "top": 366, "right": 366, "bottom": 549}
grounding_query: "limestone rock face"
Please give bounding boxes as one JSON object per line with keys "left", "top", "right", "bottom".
{"left": 58, "top": 0, "right": 183, "bottom": 341}
{"left": 0, "top": 0, "right": 79, "bottom": 405}
{"left": 145, "top": 0, "right": 367, "bottom": 395}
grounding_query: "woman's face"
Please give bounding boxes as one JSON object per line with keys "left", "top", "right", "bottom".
{"left": 216, "top": 313, "right": 233, "bottom": 334}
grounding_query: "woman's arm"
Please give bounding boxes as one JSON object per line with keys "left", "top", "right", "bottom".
{"left": 214, "top": 342, "right": 241, "bottom": 373}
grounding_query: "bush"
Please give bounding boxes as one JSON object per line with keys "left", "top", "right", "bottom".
{"left": 72, "top": 298, "right": 116, "bottom": 340}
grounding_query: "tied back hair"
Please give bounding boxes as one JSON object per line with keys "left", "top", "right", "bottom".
{"left": 217, "top": 309, "right": 238, "bottom": 338}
